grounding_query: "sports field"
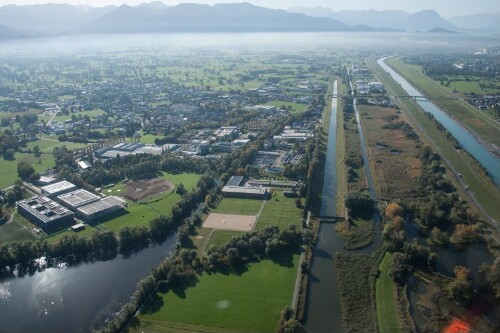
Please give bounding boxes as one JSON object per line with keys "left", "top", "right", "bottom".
{"left": 203, "top": 213, "right": 257, "bottom": 231}
{"left": 136, "top": 252, "right": 300, "bottom": 333}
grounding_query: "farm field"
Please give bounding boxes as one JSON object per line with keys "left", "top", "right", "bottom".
{"left": 136, "top": 252, "right": 300, "bottom": 333}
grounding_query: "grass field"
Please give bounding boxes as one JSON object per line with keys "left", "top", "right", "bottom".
{"left": 136, "top": 252, "right": 300, "bottom": 333}
{"left": 100, "top": 173, "right": 201, "bottom": 232}
{"left": 214, "top": 198, "right": 263, "bottom": 216}
{"left": 204, "top": 230, "right": 243, "bottom": 251}
{"left": 255, "top": 192, "right": 302, "bottom": 230}
{"left": 376, "top": 253, "right": 401, "bottom": 333}
{"left": 265, "top": 100, "right": 308, "bottom": 113}
{"left": 0, "top": 221, "right": 37, "bottom": 243}
{"left": 0, "top": 138, "right": 87, "bottom": 189}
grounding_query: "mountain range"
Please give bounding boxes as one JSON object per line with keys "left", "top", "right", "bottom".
{"left": 0, "top": 2, "right": 498, "bottom": 39}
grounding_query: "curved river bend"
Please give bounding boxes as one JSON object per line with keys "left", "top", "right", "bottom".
{"left": 377, "top": 57, "right": 500, "bottom": 185}
{"left": 0, "top": 237, "right": 176, "bottom": 333}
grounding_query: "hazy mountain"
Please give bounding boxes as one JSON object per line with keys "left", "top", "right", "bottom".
{"left": 0, "top": 3, "right": 116, "bottom": 34}
{"left": 402, "top": 10, "right": 456, "bottom": 31}
{"left": 289, "top": 7, "right": 456, "bottom": 32}
{"left": 0, "top": 24, "right": 42, "bottom": 39}
{"left": 289, "top": 7, "right": 410, "bottom": 28}
{"left": 449, "top": 13, "right": 500, "bottom": 31}
{"left": 83, "top": 3, "right": 352, "bottom": 33}
{"left": 427, "top": 27, "right": 458, "bottom": 34}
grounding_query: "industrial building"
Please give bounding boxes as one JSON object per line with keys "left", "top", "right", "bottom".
{"left": 17, "top": 196, "right": 74, "bottom": 232}
{"left": 57, "top": 189, "right": 100, "bottom": 210}
{"left": 77, "top": 196, "right": 125, "bottom": 221}
{"left": 41, "top": 181, "right": 77, "bottom": 198}
{"left": 222, "top": 186, "right": 268, "bottom": 199}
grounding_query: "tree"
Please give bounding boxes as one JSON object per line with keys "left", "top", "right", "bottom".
{"left": 17, "top": 161, "right": 35, "bottom": 181}
{"left": 345, "top": 191, "right": 373, "bottom": 213}
{"left": 445, "top": 265, "right": 472, "bottom": 303}
{"left": 385, "top": 203, "right": 404, "bottom": 220}
{"left": 389, "top": 252, "right": 411, "bottom": 284}
{"left": 176, "top": 183, "right": 186, "bottom": 195}
{"left": 33, "top": 145, "right": 41, "bottom": 158}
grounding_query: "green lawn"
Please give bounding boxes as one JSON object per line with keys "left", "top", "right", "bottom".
{"left": 100, "top": 173, "right": 201, "bottom": 232}
{"left": 266, "top": 100, "right": 308, "bottom": 113}
{"left": 0, "top": 221, "right": 36, "bottom": 243}
{"left": 0, "top": 139, "right": 87, "bottom": 189}
{"left": 256, "top": 192, "right": 302, "bottom": 230}
{"left": 214, "top": 198, "right": 263, "bottom": 215}
{"left": 44, "top": 224, "right": 100, "bottom": 244}
{"left": 137, "top": 253, "right": 300, "bottom": 333}
{"left": 376, "top": 253, "right": 400, "bottom": 333}
{"left": 204, "top": 230, "right": 241, "bottom": 250}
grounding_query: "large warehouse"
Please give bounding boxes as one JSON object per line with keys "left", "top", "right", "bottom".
{"left": 41, "top": 181, "right": 77, "bottom": 198}
{"left": 17, "top": 196, "right": 74, "bottom": 232}
{"left": 57, "top": 189, "right": 100, "bottom": 209}
{"left": 77, "top": 196, "right": 126, "bottom": 221}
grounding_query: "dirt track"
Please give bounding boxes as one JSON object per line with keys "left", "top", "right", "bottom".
{"left": 122, "top": 178, "right": 174, "bottom": 202}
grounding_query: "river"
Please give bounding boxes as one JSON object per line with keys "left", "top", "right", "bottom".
{"left": 0, "top": 237, "right": 176, "bottom": 333}
{"left": 377, "top": 57, "right": 500, "bottom": 185}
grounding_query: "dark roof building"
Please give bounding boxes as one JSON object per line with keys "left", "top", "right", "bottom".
{"left": 17, "top": 196, "right": 74, "bottom": 232}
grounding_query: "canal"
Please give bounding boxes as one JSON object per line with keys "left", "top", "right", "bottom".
{"left": 0, "top": 237, "right": 176, "bottom": 333}
{"left": 377, "top": 57, "right": 500, "bottom": 185}
{"left": 304, "top": 79, "right": 382, "bottom": 333}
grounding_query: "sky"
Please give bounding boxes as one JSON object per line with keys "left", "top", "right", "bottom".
{"left": 0, "top": 0, "right": 498, "bottom": 18}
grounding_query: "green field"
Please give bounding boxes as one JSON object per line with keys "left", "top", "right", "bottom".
{"left": 204, "top": 230, "right": 241, "bottom": 250}
{"left": 0, "top": 221, "right": 37, "bottom": 243}
{"left": 0, "top": 138, "right": 87, "bottom": 189}
{"left": 376, "top": 253, "right": 400, "bottom": 333}
{"left": 100, "top": 173, "right": 201, "bottom": 232}
{"left": 256, "top": 192, "right": 302, "bottom": 230}
{"left": 266, "top": 100, "right": 308, "bottom": 113}
{"left": 214, "top": 198, "right": 263, "bottom": 215}
{"left": 137, "top": 253, "right": 300, "bottom": 333}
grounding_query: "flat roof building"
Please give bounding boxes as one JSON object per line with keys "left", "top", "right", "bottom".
{"left": 77, "top": 196, "right": 125, "bottom": 222}
{"left": 222, "top": 186, "right": 267, "bottom": 199}
{"left": 41, "top": 181, "right": 77, "bottom": 198}
{"left": 17, "top": 196, "right": 74, "bottom": 232}
{"left": 226, "top": 176, "right": 245, "bottom": 187}
{"left": 57, "top": 189, "right": 100, "bottom": 209}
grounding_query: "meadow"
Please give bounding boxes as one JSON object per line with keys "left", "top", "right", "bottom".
{"left": 136, "top": 252, "right": 300, "bottom": 333}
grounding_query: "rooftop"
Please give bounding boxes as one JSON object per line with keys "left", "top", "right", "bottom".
{"left": 41, "top": 181, "right": 77, "bottom": 195}
{"left": 77, "top": 196, "right": 125, "bottom": 216}
{"left": 226, "top": 176, "right": 244, "bottom": 187}
{"left": 57, "top": 189, "right": 100, "bottom": 208}
{"left": 17, "top": 196, "right": 73, "bottom": 224}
